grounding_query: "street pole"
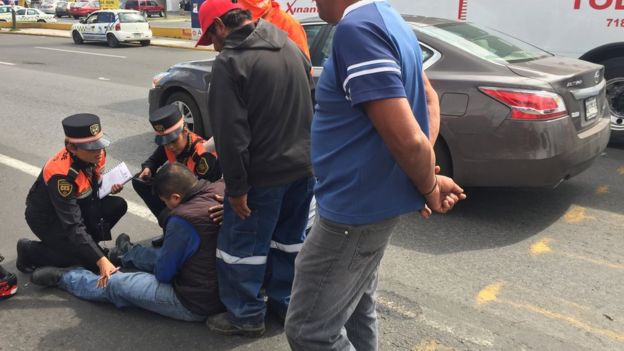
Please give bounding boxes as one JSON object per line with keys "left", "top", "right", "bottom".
{"left": 11, "top": 7, "right": 16, "bottom": 31}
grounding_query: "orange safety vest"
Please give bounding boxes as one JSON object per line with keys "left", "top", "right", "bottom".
{"left": 164, "top": 132, "right": 215, "bottom": 175}
{"left": 43, "top": 148, "right": 105, "bottom": 199}
{"left": 240, "top": 0, "right": 311, "bottom": 60}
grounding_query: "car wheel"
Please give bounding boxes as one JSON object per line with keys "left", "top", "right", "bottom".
{"left": 106, "top": 33, "right": 119, "bottom": 48}
{"left": 434, "top": 137, "right": 453, "bottom": 177}
{"left": 159, "top": 10, "right": 164, "bottom": 17}
{"left": 140, "top": 40, "right": 150, "bottom": 46}
{"left": 601, "top": 58, "right": 624, "bottom": 138}
{"left": 165, "top": 92, "right": 202, "bottom": 133}
{"left": 37, "top": 19, "right": 45, "bottom": 22}
{"left": 72, "top": 30, "right": 83, "bottom": 44}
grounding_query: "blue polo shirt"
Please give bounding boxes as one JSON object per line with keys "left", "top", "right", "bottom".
{"left": 311, "top": 0, "right": 429, "bottom": 225}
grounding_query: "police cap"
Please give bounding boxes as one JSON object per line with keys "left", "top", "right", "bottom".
{"left": 150, "top": 104, "right": 185, "bottom": 146}
{"left": 62, "top": 113, "right": 110, "bottom": 150}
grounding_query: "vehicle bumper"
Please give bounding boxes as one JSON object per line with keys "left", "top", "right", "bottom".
{"left": 452, "top": 116, "right": 611, "bottom": 187}
{"left": 148, "top": 86, "right": 162, "bottom": 113}
{"left": 116, "top": 30, "right": 152, "bottom": 42}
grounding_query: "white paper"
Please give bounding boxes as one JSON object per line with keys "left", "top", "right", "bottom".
{"left": 98, "top": 162, "right": 132, "bottom": 199}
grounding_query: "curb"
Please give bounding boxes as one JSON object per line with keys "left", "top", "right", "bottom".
{"left": 0, "top": 29, "right": 214, "bottom": 51}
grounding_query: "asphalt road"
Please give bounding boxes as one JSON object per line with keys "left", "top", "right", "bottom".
{"left": 1, "top": 33, "right": 623, "bottom": 351}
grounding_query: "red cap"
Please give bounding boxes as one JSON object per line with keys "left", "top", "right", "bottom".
{"left": 195, "top": 0, "right": 244, "bottom": 47}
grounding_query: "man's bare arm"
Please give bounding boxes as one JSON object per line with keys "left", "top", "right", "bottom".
{"left": 423, "top": 72, "right": 440, "bottom": 145}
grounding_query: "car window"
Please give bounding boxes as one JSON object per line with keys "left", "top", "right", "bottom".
{"left": 315, "top": 27, "right": 335, "bottom": 67}
{"left": 15, "top": 9, "right": 25, "bottom": 14}
{"left": 419, "top": 22, "right": 551, "bottom": 64}
{"left": 97, "top": 11, "right": 113, "bottom": 22}
{"left": 125, "top": 0, "right": 135, "bottom": 6}
{"left": 148, "top": 1, "right": 157, "bottom": 6}
{"left": 119, "top": 12, "right": 145, "bottom": 22}
{"left": 303, "top": 24, "right": 323, "bottom": 47}
{"left": 86, "top": 13, "right": 98, "bottom": 23}
{"left": 421, "top": 45, "right": 433, "bottom": 62}
{"left": 27, "top": 9, "right": 37, "bottom": 15}
{"left": 0, "top": 7, "right": 9, "bottom": 13}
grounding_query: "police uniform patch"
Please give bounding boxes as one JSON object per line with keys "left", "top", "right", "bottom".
{"left": 90, "top": 124, "right": 101, "bottom": 136}
{"left": 57, "top": 179, "right": 73, "bottom": 198}
{"left": 154, "top": 125, "right": 165, "bottom": 133}
{"left": 196, "top": 157, "right": 209, "bottom": 176}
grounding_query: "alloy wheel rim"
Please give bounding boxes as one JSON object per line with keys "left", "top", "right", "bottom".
{"left": 174, "top": 101, "right": 194, "bottom": 126}
{"left": 606, "top": 78, "right": 624, "bottom": 131}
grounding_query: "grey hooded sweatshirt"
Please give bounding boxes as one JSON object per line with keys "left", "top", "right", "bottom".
{"left": 208, "top": 19, "right": 313, "bottom": 197}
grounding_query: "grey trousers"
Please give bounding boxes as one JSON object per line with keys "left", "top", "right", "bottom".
{"left": 285, "top": 215, "right": 399, "bottom": 351}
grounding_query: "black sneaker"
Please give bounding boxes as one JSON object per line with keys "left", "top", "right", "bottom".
{"left": 30, "top": 267, "right": 73, "bottom": 287}
{"left": 16, "top": 239, "right": 36, "bottom": 274}
{"left": 108, "top": 233, "right": 133, "bottom": 266}
{"left": 206, "top": 312, "right": 265, "bottom": 337}
{"left": 151, "top": 235, "right": 164, "bottom": 247}
{"left": 0, "top": 265, "right": 18, "bottom": 301}
{"left": 267, "top": 300, "right": 288, "bottom": 326}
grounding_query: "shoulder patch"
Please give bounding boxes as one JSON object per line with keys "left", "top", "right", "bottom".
{"left": 196, "top": 157, "right": 209, "bottom": 176}
{"left": 57, "top": 179, "right": 73, "bottom": 198}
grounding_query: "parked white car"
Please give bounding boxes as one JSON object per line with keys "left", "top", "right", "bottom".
{"left": 0, "top": 5, "right": 23, "bottom": 22}
{"left": 71, "top": 10, "right": 152, "bottom": 48}
{"left": 14, "top": 8, "right": 56, "bottom": 22}
{"left": 40, "top": 0, "right": 61, "bottom": 14}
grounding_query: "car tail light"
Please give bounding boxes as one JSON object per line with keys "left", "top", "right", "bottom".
{"left": 479, "top": 87, "right": 567, "bottom": 120}
{"left": 115, "top": 23, "right": 120, "bottom": 31}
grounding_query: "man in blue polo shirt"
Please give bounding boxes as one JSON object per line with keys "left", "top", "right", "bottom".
{"left": 285, "top": 1, "right": 466, "bottom": 350}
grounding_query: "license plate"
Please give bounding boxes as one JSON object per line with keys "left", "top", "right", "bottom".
{"left": 585, "top": 97, "right": 598, "bottom": 120}
{"left": 133, "top": 33, "right": 141, "bottom": 37}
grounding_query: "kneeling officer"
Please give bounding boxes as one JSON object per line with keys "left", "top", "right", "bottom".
{"left": 133, "top": 104, "right": 221, "bottom": 246}
{"left": 18, "top": 114, "right": 127, "bottom": 285}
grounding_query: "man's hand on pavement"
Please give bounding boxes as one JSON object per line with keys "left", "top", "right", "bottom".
{"left": 228, "top": 194, "right": 251, "bottom": 220}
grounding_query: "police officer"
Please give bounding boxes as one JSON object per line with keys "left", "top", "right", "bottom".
{"left": 17, "top": 114, "right": 127, "bottom": 287}
{"left": 133, "top": 104, "right": 221, "bottom": 246}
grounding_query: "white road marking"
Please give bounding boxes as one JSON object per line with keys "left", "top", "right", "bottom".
{"left": 98, "top": 77, "right": 111, "bottom": 81}
{"left": 35, "top": 47, "right": 127, "bottom": 59}
{"left": 0, "top": 61, "right": 16, "bottom": 66}
{"left": 0, "top": 153, "right": 157, "bottom": 223}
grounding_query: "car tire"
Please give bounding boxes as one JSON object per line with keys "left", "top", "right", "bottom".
{"left": 106, "top": 33, "right": 119, "bottom": 48}
{"left": 72, "top": 30, "right": 83, "bottom": 44}
{"left": 37, "top": 19, "right": 45, "bottom": 22}
{"left": 434, "top": 137, "right": 453, "bottom": 177}
{"left": 600, "top": 57, "right": 624, "bottom": 139}
{"left": 140, "top": 40, "right": 150, "bottom": 46}
{"left": 165, "top": 92, "right": 203, "bottom": 134}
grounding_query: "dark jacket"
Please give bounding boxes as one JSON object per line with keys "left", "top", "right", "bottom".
{"left": 25, "top": 148, "right": 107, "bottom": 264}
{"left": 208, "top": 19, "right": 313, "bottom": 197}
{"left": 168, "top": 179, "right": 224, "bottom": 316}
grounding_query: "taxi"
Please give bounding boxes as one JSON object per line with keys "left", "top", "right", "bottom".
{"left": 10, "top": 8, "right": 56, "bottom": 22}
{"left": 71, "top": 9, "right": 152, "bottom": 48}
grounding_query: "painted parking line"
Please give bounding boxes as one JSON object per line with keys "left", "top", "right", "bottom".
{"left": 564, "top": 206, "right": 595, "bottom": 224}
{"left": 0, "top": 61, "right": 16, "bottom": 66}
{"left": 413, "top": 339, "right": 456, "bottom": 351}
{"left": 35, "top": 47, "right": 127, "bottom": 59}
{"left": 477, "top": 282, "right": 624, "bottom": 344}
{"left": 0, "top": 153, "right": 156, "bottom": 223}
{"left": 530, "top": 238, "right": 624, "bottom": 271}
{"left": 595, "top": 185, "right": 609, "bottom": 194}
{"left": 618, "top": 166, "right": 624, "bottom": 176}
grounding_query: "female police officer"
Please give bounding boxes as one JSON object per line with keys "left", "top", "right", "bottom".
{"left": 17, "top": 113, "right": 127, "bottom": 287}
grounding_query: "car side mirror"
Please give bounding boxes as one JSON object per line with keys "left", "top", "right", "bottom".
{"left": 79, "top": 18, "right": 86, "bottom": 23}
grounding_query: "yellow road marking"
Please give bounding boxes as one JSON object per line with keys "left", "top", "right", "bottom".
{"left": 530, "top": 239, "right": 552, "bottom": 255}
{"left": 476, "top": 282, "right": 502, "bottom": 305}
{"left": 564, "top": 207, "right": 595, "bottom": 223}
{"left": 530, "top": 238, "right": 624, "bottom": 270}
{"left": 618, "top": 166, "right": 624, "bottom": 176}
{"left": 477, "top": 283, "right": 624, "bottom": 343}
{"left": 414, "top": 340, "right": 456, "bottom": 351}
{"left": 595, "top": 185, "right": 609, "bottom": 194}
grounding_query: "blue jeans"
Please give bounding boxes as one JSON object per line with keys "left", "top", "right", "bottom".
{"left": 121, "top": 245, "right": 159, "bottom": 272}
{"left": 285, "top": 216, "right": 399, "bottom": 351}
{"left": 217, "top": 176, "right": 314, "bottom": 324}
{"left": 60, "top": 268, "right": 206, "bottom": 322}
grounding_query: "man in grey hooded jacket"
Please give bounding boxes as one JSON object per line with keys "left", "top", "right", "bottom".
{"left": 196, "top": 0, "right": 314, "bottom": 337}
